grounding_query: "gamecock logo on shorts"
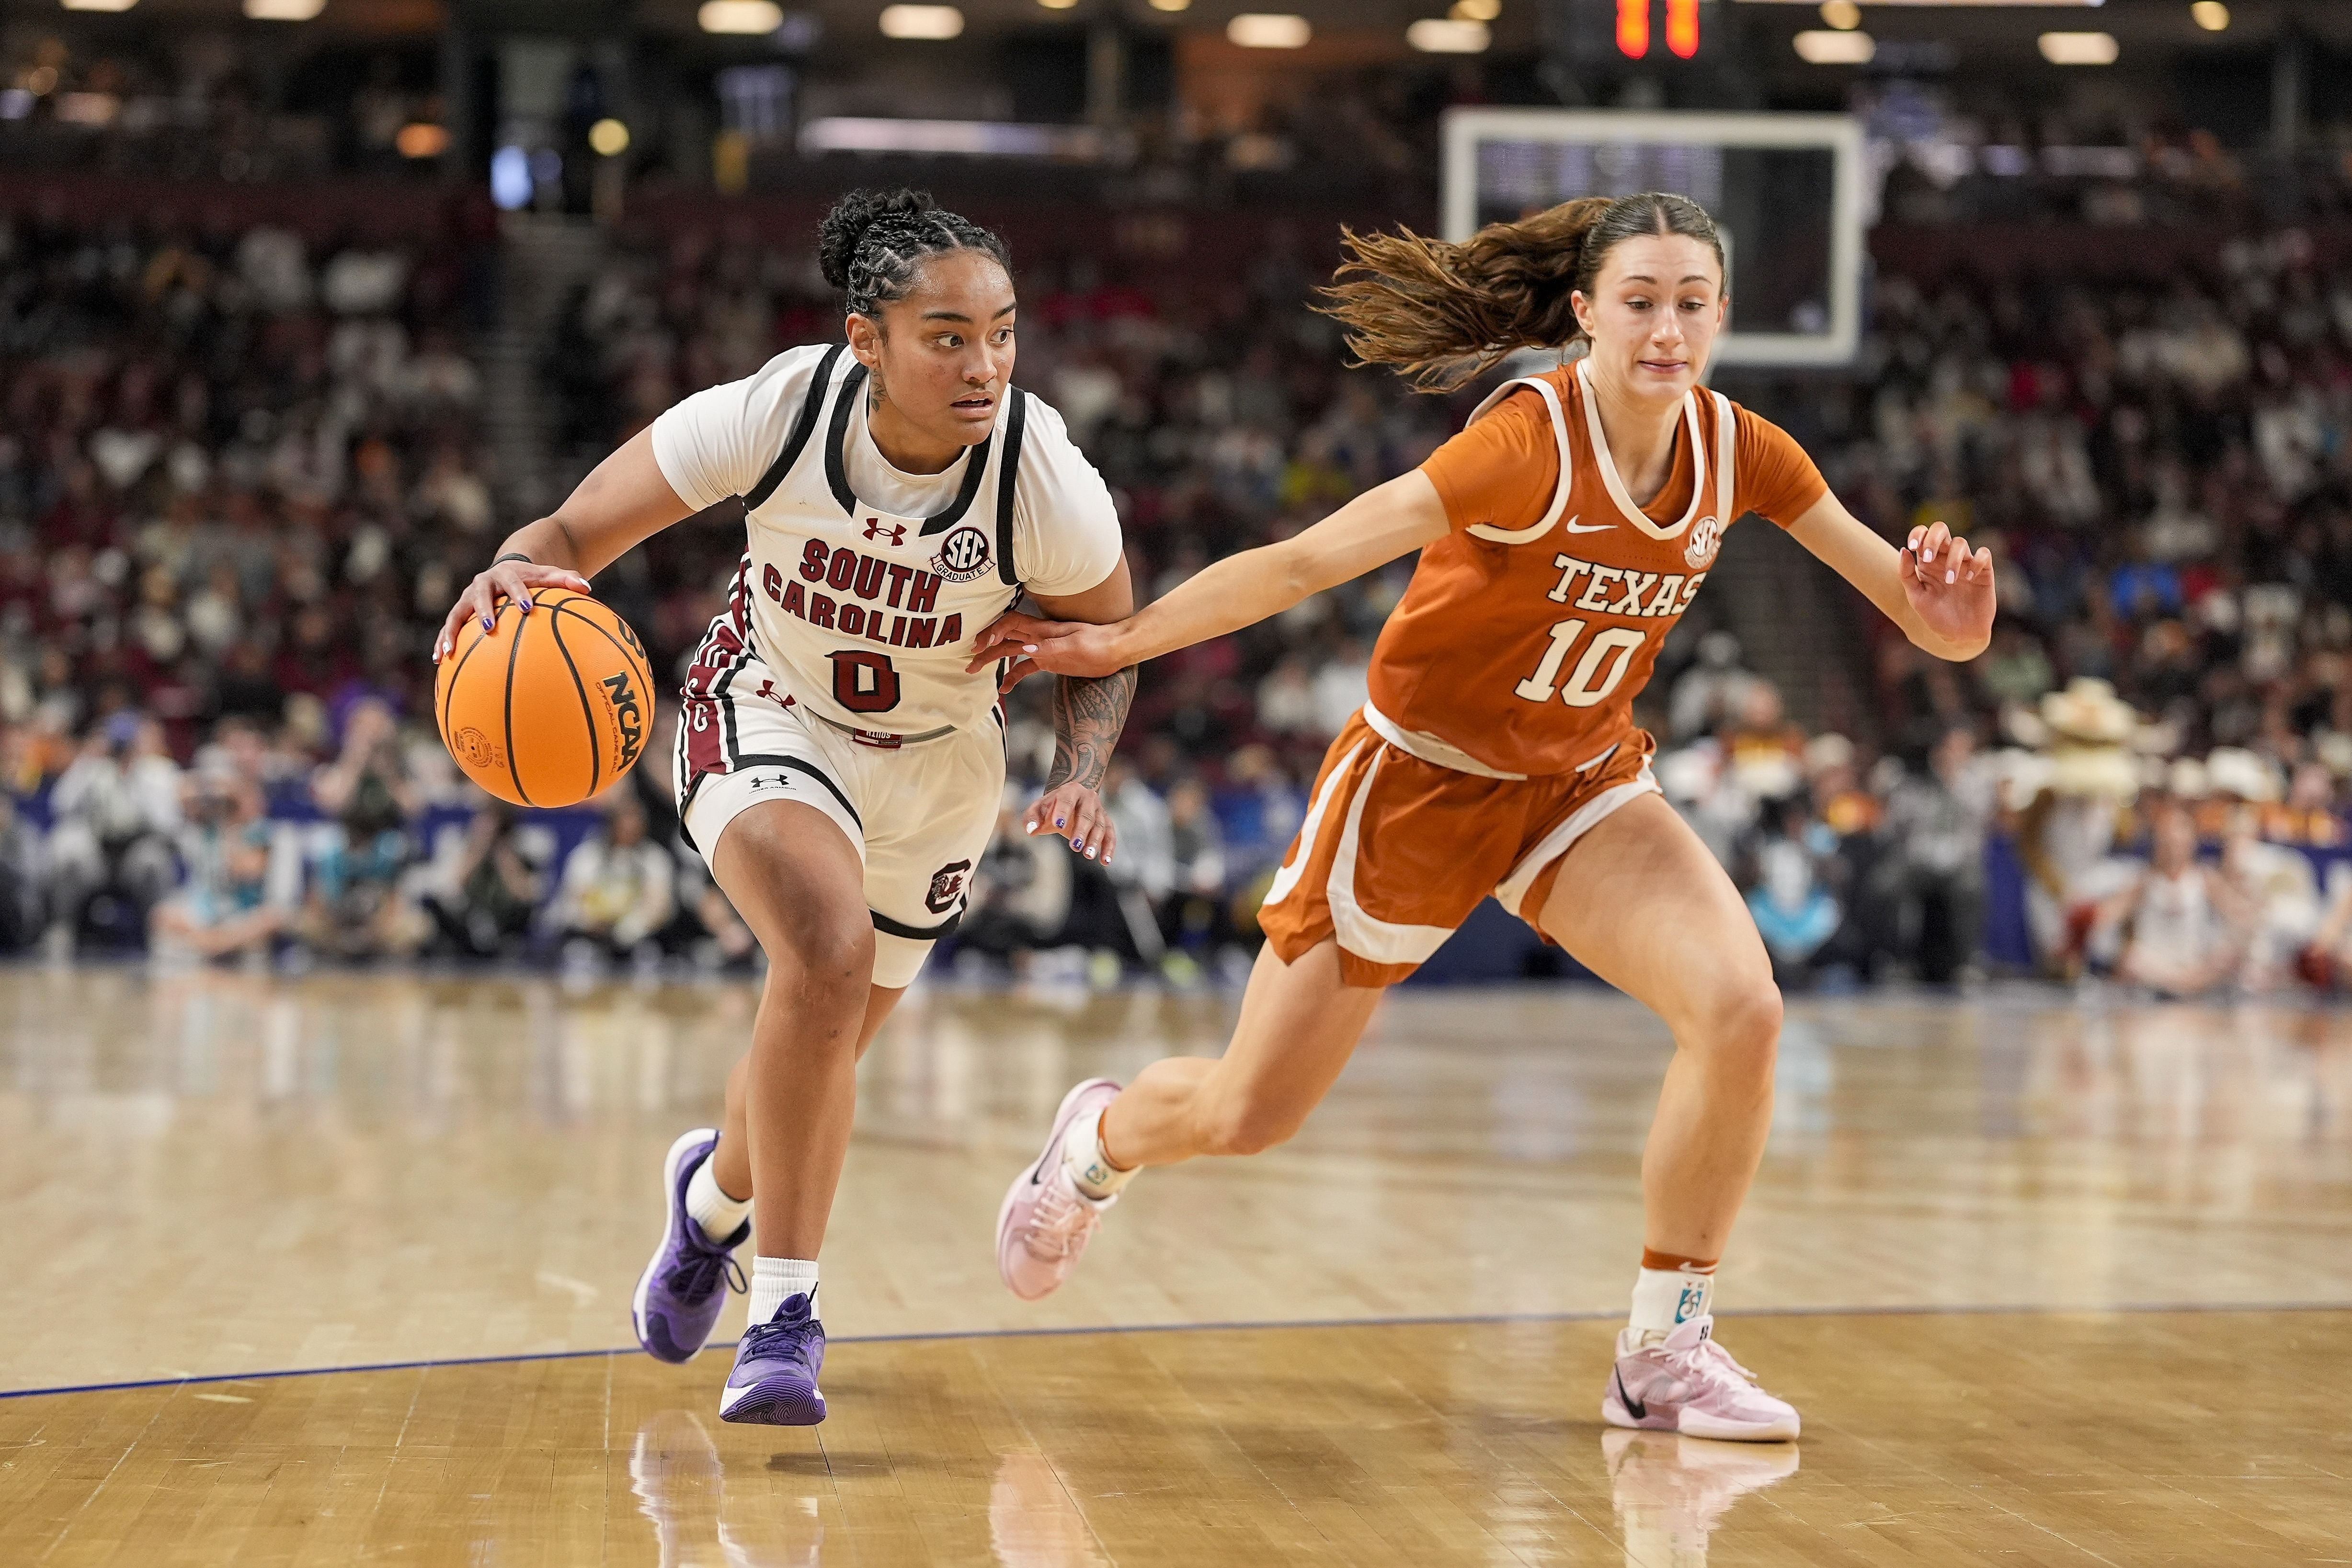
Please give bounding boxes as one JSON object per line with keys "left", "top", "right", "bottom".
{"left": 1684, "top": 514, "right": 1723, "bottom": 571}
{"left": 930, "top": 525, "right": 993, "bottom": 583}
{"left": 926, "top": 859, "right": 973, "bottom": 914}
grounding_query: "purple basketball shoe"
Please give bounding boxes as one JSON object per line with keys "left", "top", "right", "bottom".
{"left": 719, "top": 1291, "right": 827, "bottom": 1425}
{"left": 631, "top": 1127, "right": 748, "bottom": 1364}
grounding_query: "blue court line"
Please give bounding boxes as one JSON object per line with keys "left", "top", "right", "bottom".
{"left": 3, "top": 1298, "right": 2345, "bottom": 1405}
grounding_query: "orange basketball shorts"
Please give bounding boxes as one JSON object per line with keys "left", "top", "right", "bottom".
{"left": 1257, "top": 711, "right": 1660, "bottom": 987}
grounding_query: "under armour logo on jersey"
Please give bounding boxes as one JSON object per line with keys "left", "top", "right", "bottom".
{"left": 863, "top": 518, "right": 908, "bottom": 547}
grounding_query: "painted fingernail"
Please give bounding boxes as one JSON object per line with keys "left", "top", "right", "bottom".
{"left": 482, "top": 615, "right": 494, "bottom": 630}
{"left": 518, "top": 598, "right": 532, "bottom": 612}
{"left": 1023, "top": 645, "right": 1038, "bottom": 653}
{"left": 1086, "top": 846, "right": 1097, "bottom": 859}
{"left": 1025, "top": 823, "right": 1038, "bottom": 834}
{"left": 1055, "top": 818, "right": 1066, "bottom": 828}
{"left": 1072, "top": 838, "right": 1084, "bottom": 851}
{"left": 1946, "top": 569, "right": 1956, "bottom": 584}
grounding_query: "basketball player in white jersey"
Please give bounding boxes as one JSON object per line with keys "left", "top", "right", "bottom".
{"left": 432, "top": 189, "right": 1136, "bottom": 1425}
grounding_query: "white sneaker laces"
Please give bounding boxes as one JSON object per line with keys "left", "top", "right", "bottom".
{"left": 1020, "top": 1180, "right": 1095, "bottom": 1261}
{"left": 1664, "top": 1335, "right": 1761, "bottom": 1395}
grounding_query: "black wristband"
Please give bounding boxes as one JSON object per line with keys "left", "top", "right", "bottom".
{"left": 492, "top": 552, "right": 533, "bottom": 566}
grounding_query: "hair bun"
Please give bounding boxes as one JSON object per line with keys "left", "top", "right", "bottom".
{"left": 818, "top": 188, "right": 939, "bottom": 290}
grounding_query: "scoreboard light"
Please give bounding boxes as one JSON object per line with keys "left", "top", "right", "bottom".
{"left": 1617, "top": 1, "right": 1701, "bottom": 61}
{"left": 1616, "top": 0, "right": 1650, "bottom": 57}
{"left": 1666, "top": 0, "right": 1699, "bottom": 57}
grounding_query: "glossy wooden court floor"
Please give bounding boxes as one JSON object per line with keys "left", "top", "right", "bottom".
{"left": 4, "top": 970, "right": 2351, "bottom": 1565}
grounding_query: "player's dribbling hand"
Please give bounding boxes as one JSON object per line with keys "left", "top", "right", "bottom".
{"left": 968, "top": 613, "right": 1125, "bottom": 693}
{"left": 1900, "top": 520, "right": 1996, "bottom": 655}
{"left": 1025, "top": 782, "right": 1117, "bottom": 864}
{"left": 432, "top": 559, "right": 594, "bottom": 663}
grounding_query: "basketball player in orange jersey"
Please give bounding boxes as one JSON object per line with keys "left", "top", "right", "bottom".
{"left": 979, "top": 192, "right": 1995, "bottom": 1442}
{"left": 432, "top": 190, "right": 1136, "bottom": 1425}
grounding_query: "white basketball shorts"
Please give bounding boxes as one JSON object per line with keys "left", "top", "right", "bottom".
{"left": 675, "top": 656, "right": 1005, "bottom": 989}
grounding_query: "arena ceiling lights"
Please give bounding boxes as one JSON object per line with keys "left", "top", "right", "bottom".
{"left": 2039, "top": 30, "right": 2118, "bottom": 62}
{"left": 879, "top": 4, "right": 964, "bottom": 38}
{"left": 58, "top": 0, "right": 137, "bottom": 12}
{"left": 1227, "top": 14, "right": 1312, "bottom": 48}
{"left": 698, "top": 0, "right": 782, "bottom": 34}
{"left": 1734, "top": 0, "right": 2107, "bottom": 6}
{"left": 242, "top": 0, "right": 323, "bottom": 17}
{"left": 1408, "top": 19, "right": 1490, "bottom": 52}
{"left": 1794, "top": 28, "right": 1875, "bottom": 62}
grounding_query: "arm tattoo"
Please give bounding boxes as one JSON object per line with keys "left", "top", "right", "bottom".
{"left": 1046, "top": 666, "right": 1137, "bottom": 794}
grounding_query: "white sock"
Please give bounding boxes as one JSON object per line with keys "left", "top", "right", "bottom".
{"left": 1628, "top": 1264, "right": 1715, "bottom": 1341}
{"left": 685, "top": 1149, "right": 752, "bottom": 1243}
{"left": 1062, "top": 1106, "right": 1137, "bottom": 1199}
{"left": 747, "top": 1257, "right": 819, "bottom": 1327}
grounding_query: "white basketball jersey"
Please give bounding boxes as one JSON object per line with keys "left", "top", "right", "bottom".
{"left": 662, "top": 344, "right": 1110, "bottom": 739}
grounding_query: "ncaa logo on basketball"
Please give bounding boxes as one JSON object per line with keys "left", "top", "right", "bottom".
{"left": 599, "top": 671, "right": 645, "bottom": 770}
{"left": 931, "top": 525, "right": 993, "bottom": 583}
{"left": 1684, "top": 515, "right": 1723, "bottom": 571}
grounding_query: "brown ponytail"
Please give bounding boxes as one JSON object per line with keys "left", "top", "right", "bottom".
{"left": 1318, "top": 191, "right": 1726, "bottom": 393}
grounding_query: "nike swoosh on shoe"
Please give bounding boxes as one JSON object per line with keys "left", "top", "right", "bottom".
{"left": 1614, "top": 1369, "right": 1646, "bottom": 1420}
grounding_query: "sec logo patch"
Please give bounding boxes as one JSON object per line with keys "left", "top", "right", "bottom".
{"left": 1684, "top": 515, "right": 1723, "bottom": 571}
{"left": 931, "top": 525, "right": 993, "bottom": 583}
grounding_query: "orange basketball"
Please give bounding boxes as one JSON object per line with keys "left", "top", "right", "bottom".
{"left": 435, "top": 588, "right": 659, "bottom": 807}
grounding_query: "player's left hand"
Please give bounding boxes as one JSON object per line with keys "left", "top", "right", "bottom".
{"left": 1025, "top": 781, "right": 1116, "bottom": 864}
{"left": 969, "top": 613, "right": 1126, "bottom": 693}
{"left": 1901, "top": 520, "right": 1995, "bottom": 655}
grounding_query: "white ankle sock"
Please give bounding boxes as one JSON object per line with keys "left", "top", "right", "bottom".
{"left": 1628, "top": 1263, "right": 1716, "bottom": 1340}
{"left": 747, "top": 1258, "right": 818, "bottom": 1327}
{"left": 1062, "top": 1106, "right": 1137, "bottom": 1199}
{"left": 685, "top": 1150, "right": 752, "bottom": 1243}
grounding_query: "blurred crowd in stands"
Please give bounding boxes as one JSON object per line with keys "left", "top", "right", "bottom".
{"left": 8, "top": 189, "right": 2352, "bottom": 997}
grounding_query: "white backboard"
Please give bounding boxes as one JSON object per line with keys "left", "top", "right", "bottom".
{"left": 1441, "top": 109, "right": 1867, "bottom": 368}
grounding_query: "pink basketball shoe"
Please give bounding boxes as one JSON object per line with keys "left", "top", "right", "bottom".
{"left": 1601, "top": 1316, "right": 1801, "bottom": 1442}
{"left": 996, "top": 1078, "right": 1121, "bottom": 1301}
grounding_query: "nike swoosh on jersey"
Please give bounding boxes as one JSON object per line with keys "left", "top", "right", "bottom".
{"left": 1562, "top": 517, "right": 1613, "bottom": 534}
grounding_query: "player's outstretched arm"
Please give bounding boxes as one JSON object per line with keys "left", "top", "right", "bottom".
{"left": 1785, "top": 491, "right": 1996, "bottom": 663}
{"left": 967, "top": 469, "right": 1452, "bottom": 682}
{"left": 433, "top": 427, "right": 694, "bottom": 662}
{"left": 1022, "top": 557, "right": 1138, "bottom": 864}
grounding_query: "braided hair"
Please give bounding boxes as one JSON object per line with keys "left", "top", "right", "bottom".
{"left": 818, "top": 188, "right": 1013, "bottom": 322}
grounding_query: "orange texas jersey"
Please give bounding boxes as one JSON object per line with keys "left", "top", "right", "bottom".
{"left": 1365, "top": 358, "right": 1830, "bottom": 780}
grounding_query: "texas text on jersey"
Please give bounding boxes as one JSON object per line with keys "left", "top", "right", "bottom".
{"left": 1367, "top": 357, "right": 1830, "bottom": 781}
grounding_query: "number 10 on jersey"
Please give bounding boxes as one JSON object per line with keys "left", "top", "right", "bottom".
{"left": 1514, "top": 619, "right": 1647, "bottom": 707}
